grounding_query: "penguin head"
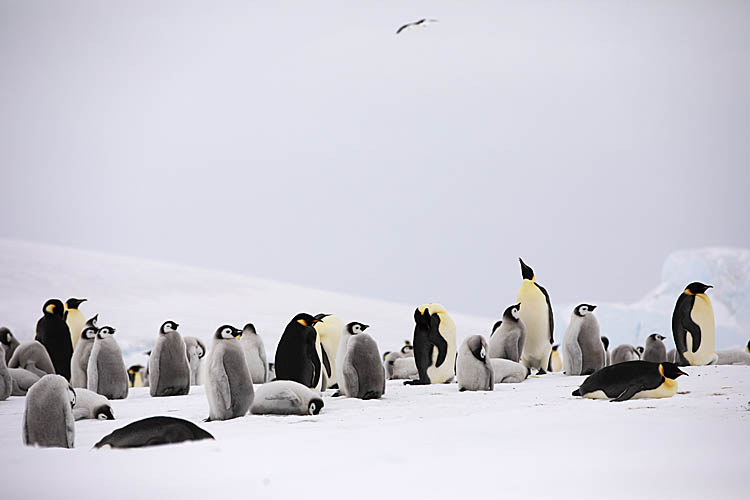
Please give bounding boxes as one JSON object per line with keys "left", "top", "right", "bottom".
{"left": 84, "top": 314, "right": 99, "bottom": 330}
{"left": 292, "top": 313, "right": 321, "bottom": 328}
{"left": 308, "top": 397, "right": 324, "bottom": 415}
{"left": 68, "top": 385, "right": 77, "bottom": 409}
{"left": 491, "top": 320, "right": 503, "bottom": 334}
{"left": 65, "top": 298, "right": 87, "bottom": 310}
{"left": 127, "top": 365, "right": 143, "bottom": 386}
{"left": 95, "top": 405, "right": 115, "bottom": 420}
{"left": 382, "top": 351, "right": 392, "bottom": 362}
{"left": 195, "top": 340, "right": 206, "bottom": 358}
{"left": 636, "top": 346, "right": 645, "bottom": 357}
{"left": 346, "top": 322, "right": 370, "bottom": 335}
{"left": 214, "top": 325, "right": 242, "bottom": 340}
{"left": 81, "top": 324, "right": 98, "bottom": 341}
{"left": 519, "top": 258, "right": 535, "bottom": 281}
{"left": 466, "top": 335, "right": 488, "bottom": 363}
{"left": 400, "top": 340, "right": 413, "bottom": 355}
{"left": 660, "top": 362, "right": 688, "bottom": 380}
{"left": 685, "top": 282, "right": 712, "bottom": 295}
{"left": 574, "top": 304, "right": 597, "bottom": 317}
{"left": 601, "top": 336, "right": 609, "bottom": 350}
{"left": 0, "top": 327, "right": 13, "bottom": 346}
{"left": 160, "top": 321, "right": 179, "bottom": 334}
{"left": 551, "top": 344, "right": 559, "bottom": 352}
{"left": 242, "top": 323, "right": 257, "bottom": 336}
{"left": 43, "top": 299, "right": 65, "bottom": 316}
{"left": 314, "top": 313, "right": 331, "bottom": 323}
{"left": 96, "top": 326, "right": 116, "bottom": 339}
{"left": 648, "top": 333, "right": 666, "bottom": 343}
{"left": 503, "top": 304, "right": 521, "bottom": 321}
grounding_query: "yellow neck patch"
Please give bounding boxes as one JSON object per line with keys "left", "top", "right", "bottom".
{"left": 45, "top": 304, "right": 55, "bottom": 313}
{"left": 684, "top": 288, "right": 694, "bottom": 295}
{"left": 297, "top": 319, "right": 308, "bottom": 327}
{"left": 658, "top": 364, "right": 665, "bottom": 376}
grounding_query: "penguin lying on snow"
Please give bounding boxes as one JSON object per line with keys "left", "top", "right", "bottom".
{"left": 9, "top": 366, "right": 41, "bottom": 396}
{"left": 72, "top": 388, "right": 115, "bottom": 420}
{"left": 251, "top": 380, "right": 324, "bottom": 415}
{"left": 572, "top": 361, "right": 687, "bottom": 402}
{"left": 490, "top": 358, "right": 530, "bottom": 383}
{"left": 714, "top": 349, "right": 750, "bottom": 365}
{"left": 23, "top": 374, "right": 76, "bottom": 448}
{"left": 94, "top": 416, "right": 214, "bottom": 449}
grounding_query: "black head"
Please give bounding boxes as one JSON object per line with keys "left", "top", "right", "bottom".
{"left": 636, "top": 346, "right": 644, "bottom": 356}
{"left": 491, "top": 320, "right": 503, "bottom": 333}
{"left": 95, "top": 405, "right": 115, "bottom": 420}
{"left": 551, "top": 344, "right": 559, "bottom": 352}
{"left": 96, "top": 326, "right": 116, "bottom": 339}
{"left": 601, "top": 336, "right": 609, "bottom": 350}
{"left": 43, "top": 299, "right": 65, "bottom": 316}
{"left": 291, "top": 313, "right": 321, "bottom": 328}
{"left": 503, "top": 303, "right": 521, "bottom": 322}
{"left": 195, "top": 339, "right": 206, "bottom": 358}
{"left": 160, "top": 321, "right": 179, "bottom": 334}
{"left": 574, "top": 304, "right": 597, "bottom": 317}
{"left": 242, "top": 323, "right": 257, "bottom": 335}
{"left": 214, "top": 325, "right": 242, "bottom": 340}
{"left": 400, "top": 340, "right": 413, "bottom": 354}
{"left": 346, "top": 322, "right": 369, "bottom": 335}
{"left": 127, "top": 365, "right": 143, "bottom": 386}
{"left": 466, "top": 335, "right": 487, "bottom": 363}
{"left": 519, "top": 258, "right": 534, "bottom": 280}
{"left": 84, "top": 314, "right": 99, "bottom": 330}
{"left": 648, "top": 333, "right": 666, "bottom": 342}
{"left": 382, "top": 351, "right": 392, "bottom": 362}
{"left": 685, "top": 282, "right": 712, "bottom": 295}
{"left": 308, "top": 398, "right": 324, "bottom": 415}
{"left": 68, "top": 385, "right": 77, "bottom": 409}
{"left": 660, "top": 362, "right": 688, "bottom": 380}
{"left": 0, "top": 327, "right": 12, "bottom": 345}
{"left": 313, "top": 313, "right": 331, "bottom": 322}
{"left": 80, "top": 323, "right": 98, "bottom": 341}
{"left": 65, "top": 298, "right": 87, "bottom": 310}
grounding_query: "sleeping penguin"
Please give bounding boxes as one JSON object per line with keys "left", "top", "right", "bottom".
{"left": 572, "top": 361, "right": 687, "bottom": 402}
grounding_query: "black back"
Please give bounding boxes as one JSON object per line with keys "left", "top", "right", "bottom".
{"left": 409, "top": 307, "right": 448, "bottom": 384}
{"left": 274, "top": 314, "right": 321, "bottom": 388}
{"left": 575, "top": 361, "right": 664, "bottom": 399}
{"left": 672, "top": 292, "right": 699, "bottom": 365}
{"left": 535, "top": 282, "right": 554, "bottom": 344}
{"left": 35, "top": 300, "right": 73, "bottom": 380}
{"left": 94, "top": 416, "right": 214, "bottom": 448}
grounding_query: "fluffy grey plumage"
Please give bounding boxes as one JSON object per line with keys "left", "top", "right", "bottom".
{"left": 0, "top": 345, "right": 12, "bottom": 400}
{"left": 0, "top": 327, "right": 20, "bottom": 364}
{"left": 562, "top": 305, "right": 605, "bottom": 376}
{"left": 205, "top": 325, "right": 254, "bottom": 421}
{"left": 9, "top": 368, "right": 41, "bottom": 396}
{"left": 610, "top": 344, "right": 640, "bottom": 365}
{"left": 342, "top": 332, "right": 385, "bottom": 399}
{"left": 641, "top": 334, "right": 668, "bottom": 363}
{"left": 239, "top": 324, "right": 268, "bottom": 384}
{"left": 250, "top": 380, "right": 324, "bottom": 415}
{"left": 184, "top": 336, "right": 206, "bottom": 386}
{"left": 457, "top": 335, "right": 494, "bottom": 391}
{"left": 149, "top": 322, "right": 190, "bottom": 397}
{"left": 714, "top": 349, "right": 750, "bottom": 365}
{"left": 488, "top": 304, "right": 525, "bottom": 362}
{"left": 490, "top": 358, "right": 530, "bottom": 383}
{"left": 87, "top": 327, "right": 128, "bottom": 399}
{"left": 72, "top": 388, "right": 115, "bottom": 420}
{"left": 9, "top": 341, "right": 55, "bottom": 378}
{"left": 70, "top": 315, "right": 98, "bottom": 388}
{"left": 23, "top": 374, "right": 75, "bottom": 448}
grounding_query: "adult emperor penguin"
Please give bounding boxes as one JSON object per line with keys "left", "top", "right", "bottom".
{"left": 642, "top": 334, "right": 668, "bottom": 363}
{"left": 405, "top": 303, "right": 457, "bottom": 385}
{"left": 610, "top": 344, "right": 641, "bottom": 365}
{"left": 562, "top": 304, "right": 605, "bottom": 376}
{"left": 274, "top": 313, "right": 326, "bottom": 390}
{"left": 0, "top": 327, "right": 20, "bottom": 364}
{"left": 184, "top": 336, "right": 206, "bottom": 386}
{"left": 456, "top": 335, "right": 493, "bottom": 391}
{"left": 64, "top": 298, "right": 87, "bottom": 349}
{"left": 35, "top": 299, "right": 73, "bottom": 380}
{"left": 205, "top": 325, "right": 254, "bottom": 421}
{"left": 9, "top": 341, "right": 55, "bottom": 377}
{"left": 23, "top": 374, "right": 76, "bottom": 448}
{"left": 149, "top": 321, "right": 190, "bottom": 397}
{"left": 127, "top": 365, "right": 147, "bottom": 387}
{"left": 516, "top": 259, "right": 554, "bottom": 374}
{"left": 72, "top": 388, "right": 115, "bottom": 420}
{"left": 672, "top": 282, "right": 718, "bottom": 366}
{"left": 94, "top": 416, "right": 214, "bottom": 449}
{"left": 314, "top": 313, "right": 344, "bottom": 388}
{"left": 488, "top": 304, "right": 525, "bottom": 362}
{"left": 548, "top": 345, "right": 563, "bottom": 372}
{"left": 251, "top": 380, "right": 324, "bottom": 415}
{"left": 71, "top": 315, "right": 98, "bottom": 388}
{"left": 87, "top": 325, "right": 128, "bottom": 399}
{"left": 238, "top": 323, "right": 268, "bottom": 384}
{"left": 572, "top": 361, "right": 688, "bottom": 402}
{"left": 341, "top": 322, "right": 386, "bottom": 399}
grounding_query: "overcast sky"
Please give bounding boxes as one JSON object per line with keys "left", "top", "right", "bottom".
{"left": 1, "top": 1, "right": 748, "bottom": 317}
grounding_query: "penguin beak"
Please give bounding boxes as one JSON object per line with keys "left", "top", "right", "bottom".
{"left": 361, "top": 324, "right": 370, "bottom": 331}
{"left": 589, "top": 305, "right": 597, "bottom": 311}
{"left": 312, "top": 318, "right": 323, "bottom": 325}
{"left": 677, "top": 369, "right": 688, "bottom": 377}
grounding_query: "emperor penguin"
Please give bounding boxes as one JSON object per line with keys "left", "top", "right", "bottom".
{"left": 341, "top": 322, "right": 386, "bottom": 399}
{"left": 666, "top": 348, "right": 679, "bottom": 364}
{"left": 548, "top": 345, "right": 563, "bottom": 372}
{"left": 149, "top": 321, "right": 190, "bottom": 397}
{"left": 642, "top": 334, "right": 668, "bottom": 363}
{"left": 562, "top": 304, "right": 605, "bottom": 376}
{"left": 250, "top": 380, "right": 324, "bottom": 415}
{"left": 0, "top": 327, "right": 20, "bottom": 363}
{"left": 64, "top": 298, "right": 87, "bottom": 349}
{"left": 516, "top": 259, "right": 554, "bottom": 374}
{"left": 183, "top": 336, "right": 206, "bottom": 386}
{"left": 94, "top": 416, "right": 214, "bottom": 449}
{"left": 672, "top": 282, "right": 718, "bottom": 366}
{"left": 23, "top": 374, "right": 75, "bottom": 448}
{"left": 610, "top": 344, "right": 640, "bottom": 365}
{"left": 490, "top": 358, "right": 530, "bottom": 383}
{"left": 9, "top": 341, "right": 56, "bottom": 377}
{"left": 314, "top": 313, "right": 344, "bottom": 388}
{"left": 572, "top": 361, "right": 688, "bottom": 402}
{"left": 70, "top": 315, "right": 98, "bottom": 388}
{"left": 636, "top": 346, "right": 645, "bottom": 358}
{"left": 72, "top": 387, "right": 115, "bottom": 420}
{"left": 391, "top": 357, "right": 419, "bottom": 380}
{"left": 456, "top": 335, "right": 493, "bottom": 391}
{"left": 238, "top": 323, "right": 268, "bottom": 384}
{"left": 488, "top": 304, "right": 525, "bottom": 362}
{"left": 405, "top": 303, "right": 457, "bottom": 385}
{"left": 205, "top": 325, "right": 254, "bottom": 421}
{"left": 35, "top": 299, "right": 73, "bottom": 380}
{"left": 9, "top": 367, "right": 41, "bottom": 396}
{"left": 601, "top": 336, "right": 610, "bottom": 366}
{"left": 127, "top": 365, "right": 146, "bottom": 388}
{"left": 0, "top": 345, "right": 12, "bottom": 400}
{"left": 87, "top": 325, "right": 128, "bottom": 399}
{"left": 715, "top": 349, "right": 750, "bottom": 365}
{"left": 275, "top": 313, "right": 326, "bottom": 390}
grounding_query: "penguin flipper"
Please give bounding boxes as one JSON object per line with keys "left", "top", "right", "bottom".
{"left": 321, "top": 346, "right": 332, "bottom": 377}
{"left": 429, "top": 313, "right": 448, "bottom": 368}
{"left": 216, "top": 361, "right": 232, "bottom": 411}
{"left": 535, "top": 283, "right": 555, "bottom": 343}
{"left": 610, "top": 385, "right": 642, "bottom": 402}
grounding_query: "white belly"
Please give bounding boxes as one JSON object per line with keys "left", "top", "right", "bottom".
{"left": 683, "top": 295, "right": 716, "bottom": 366}
{"left": 633, "top": 378, "right": 678, "bottom": 399}
{"left": 517, "top": 281, "right": 552, "bottom": 368}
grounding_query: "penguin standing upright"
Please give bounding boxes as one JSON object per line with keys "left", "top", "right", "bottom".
{"left": 516, "top": 259, "right": 553, "bottom": 374}
{"left": 23, "top": 374, "right": 76, "bottom": 448}
{"left": 35, "top": 299, "right": 73, "bottom": 380}
{"left": 149, "top": 321, "right": 190, "bottom": 397}
{"left": 275, "top": 313, "right": 326, "bottom": 390}
{"left": 87, "top": 326, "right": 128, "bottom": 399}
{"left": 456, "top": 335, "right": 493, "bottom": 391}
{"left": 71, "top": 315, "right": 98, "bottom": 388}
{"left": 127, "top": 365, "right": 146, "bottom": 388}
{"left": 238, "top": 323, "right": 268, "bottom": 384}
{"left": 405, "top": 303, "right": 456, "bottom": 385}
{"left": 562, "top": 304, "right": 605, "bottom": 376}
{"left": 205, "top": 325, "right": 254, "bottom": 421}
{"left": 341, "top": 322, "right": 385, "bottom": 399}
{"left": 672, "top": 282, "right": 718, "bottom": 366}
{"left": 64, "top": 298, "right": 87, "bottom": 349}
{"left": 642, "top": 334, "right": 667, "bottom": 363}
{"left": 183, "top": 336, "right": 206, "bottom": 386}
{"left": 488, "top": 304, "right": 525, "bottom": 362}
{"left": 0, "top": 327, "right": 20, "bottom": 364}
{"left": 313, "top": 314, "right": 344, "bottom": 388}
{"left": 610, "top": 344, "right": 640, "bottom": 365}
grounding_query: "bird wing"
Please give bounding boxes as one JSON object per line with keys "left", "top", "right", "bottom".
{"left": 429, "top": 313, "right": 448, "bottom": 368}
{"left": 321, "top": 345, "right": 332, "bottom": 377}
{"left": 215, "top": 357, "right": 232, "bottom": 410}
{"left": 396, "top": 22, "right": 413, "bottom": 34}
{"left": 610, "top": 384, "right": 644, "bottom": 402}
{"left": 535, "top": 283, "right": 555, "bottom": 343}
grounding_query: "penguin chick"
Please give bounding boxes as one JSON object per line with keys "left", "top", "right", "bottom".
{"left": 456, "top": 335, "right": 493, "bottom": 391}
{"left": 572, "top": 361, "right": 687, "bottom": 402}
{"left": 71, "top": 315, "right": 98, "bottom": 388}
{"left": 641, "top": 333, "right": 667, "bottom": 363}
{"left": 488, "top": 304, "right": 525, "bottom": 362}
{"left": 250, "top": 380, "right": 324, "bottom": 416}
{"left": 238, "top": 323, "right": 268, "bottom": 384}
{"left": 87, "top": 326, "right": 128, "bottom": 399}
{"left": 149, "top": 321, "right": 190, "bottom": 397}
{"left": 562, "top": 304, "right": 605, "bottom": 376}
{"left": 23, "top": 374, "right": 75, "bottom": 448}
{"left": 490, "top": 358, "right": 530, "bottom": 383}
{"left": 184, "top": 336, "right": 207, "bottom": 386}
{"left": 0, "top": 345, "right": 11, "bottom": 400}
{"left": 0, "top": 327, "right": 20, "bottom": 364}
{"left": 610, "top": 344, "right": 640, "bottom": 365}
{"left": 72, "top": 387, "right": 115, "bottom": 420}
{"left": 341, "top": 322, "right": 385, "bottom": 399}
{"left": 9, "top": 341, "right": 55, "bottom": 377}
{"left": 9, "top": 367, "right": 41, "bottom": 396}
{"left": 205, "top": 325, "right": 254, "bottom": 421}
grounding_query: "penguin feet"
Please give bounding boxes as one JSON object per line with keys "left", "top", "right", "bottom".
{"left": 403, "top": 379, "right": 429, "bottom": 386}
{"left": 329, "top": 383, "right": 339, "bottom": 390}
{"left": 332, "top": 391, "right": 343, "bottom": 397}
{"left": 536, "top": 368, "right": 547, "bottom": 375}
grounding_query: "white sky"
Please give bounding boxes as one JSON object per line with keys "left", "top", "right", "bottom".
{"left": 1, "top": 1, "right": 748, "bottom": 317}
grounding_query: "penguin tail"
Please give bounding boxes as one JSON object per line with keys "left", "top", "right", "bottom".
{"left": 572, "top": 389, "right": 581, "bottom": 397}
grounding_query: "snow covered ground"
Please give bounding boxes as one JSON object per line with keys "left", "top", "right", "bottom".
{"left": 0, "top": 366, "right": 747, "bottom": 500}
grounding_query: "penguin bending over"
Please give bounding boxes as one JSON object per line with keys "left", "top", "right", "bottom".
{"left": 72, "top": 388, "right": 115, "bottom": 420}
{"left": 23, "top": 374, "right": 76, "bottom": 448}
{"left": 35, "top": 299, "right": 73, "bottom": 380}
{"left": 0, "top": 327, "right": 20, "bottom": 364}
{"left": 275, "top": 313, "right": 326, "bottom": 390}
{"left": 9, "top": 341, "right": 55, "bottom": 377}
{"left": 314, "top": 314, "right": 345, "bottom": 388}
{"left": 64, "top": 298, "right": 87, "bottom": 349}
{"left": 457, "top": 335, "right": 493, "bottom": 391}
{"left": 610, "top": 344, "right": 640, "bottom": 365}
{"left": 9, "top": 367, "right": 41, "bottom": 396}
{"left": 488, "top": 304, "right": 525, "bottom": 362}
{"left": 341, "top": 322, "right": 385, "bottom": 399}
{"left": 672, "top": 282, "right": 718, "bottom": 366}
{"left": 71, "top": 315, "right": 98, "bottom": 388}
{"left": 250, "top": 380, "right": 324, "bottom": 415}
{"left": 87, "top": 325, "right": 128, "bottom": 399}
{"left": 490, "top": 358, "right": 530, "bottom": 383}
{"left": 205, "top": 325, "right": 254, "bottom": 421}
{"left": 562, "top": 304, "right": 605, "bottom": 376}
{"left": 641, "top": 334, "right": 667, "bottom": 363}
{"left": 94, "top": 416, "right": 214, "bottom": 449}
{"left": 405, "top": 303, "right": 456, "bottom": 385}
{"left": 0, "top": 345, "right": 12, "bottom": 400}
{"left": 149, "top": 321, "right": 190, "bottom": 397}
{"left": 184, "top": 336, "right": 206, "bottom": 386}
{"left": 572, "top": 361, "right": 687, "bottom": 402}
{"left": 516, "top": 259, "right": 554, "bottom": 374}
{"left": 238, "top": 323, "right": 268, "bottom": 384}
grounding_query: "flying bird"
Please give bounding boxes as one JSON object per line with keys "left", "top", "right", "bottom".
{"left": 396, "top": 18, "right": 438, "bottom": 35}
